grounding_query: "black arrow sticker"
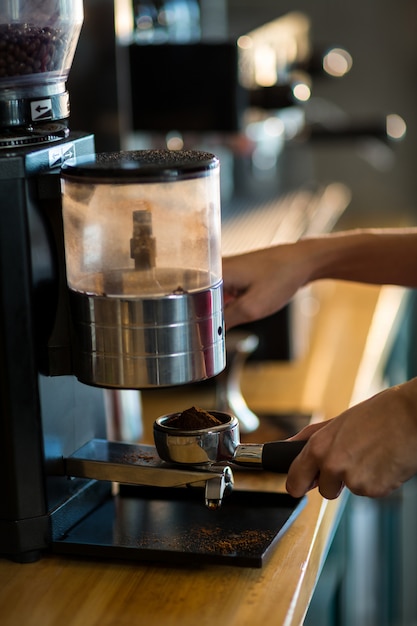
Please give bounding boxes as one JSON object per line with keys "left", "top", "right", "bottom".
{"left": 30, "top": 99, "right": 52, "bottom": 121}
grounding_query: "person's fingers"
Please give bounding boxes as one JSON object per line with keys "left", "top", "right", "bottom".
{"left": 223, "top": 300, "right": 244, "bottom": 329}
{"left": 316, "top": 474, "right": 345, "bottom": 500}
{"left": 286, "top": 453, "right": 345, "bottom": 500}
{"left": 285, "top": 446, "right": 320, "bottom": 498}
{"left": 287, "top": 420, "right": 330, "bottom": 441}
{"left": 223, "top": 289, "right": 268, "bottom": 329}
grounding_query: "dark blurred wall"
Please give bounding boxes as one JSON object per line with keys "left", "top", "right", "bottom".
{"left": 68, "top": 0, "right": 120, "bottom": 152}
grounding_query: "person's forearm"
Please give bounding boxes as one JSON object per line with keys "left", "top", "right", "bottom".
{"left": 222, "top": 226, "right": 417, "bottom": 329}
{"left": 299, "top": 228, "right": 417, "bottom": 287}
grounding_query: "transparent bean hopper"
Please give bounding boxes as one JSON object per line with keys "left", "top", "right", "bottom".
{"left": 60, "top": 149, "right": 225, "bottom": 388}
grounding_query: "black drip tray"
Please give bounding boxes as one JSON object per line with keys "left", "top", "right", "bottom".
{"left": 53, "top": 486, "right": 306, "bottom": 568}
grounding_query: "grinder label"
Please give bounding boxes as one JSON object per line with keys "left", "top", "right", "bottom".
{"left": 30, "top": 98, "right": 53, "bottom": 122}
{"left": 49, "top": 143, "right": 75, "bottom": 168}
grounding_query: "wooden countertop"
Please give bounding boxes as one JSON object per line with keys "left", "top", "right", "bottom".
{"left": 0, "top": 281, "right": 406, "bottom": 626}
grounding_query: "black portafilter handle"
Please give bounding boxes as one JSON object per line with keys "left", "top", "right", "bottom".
{"left": 262, "top": 440, "right": 306, "bottom": 473}
{"left": 233, "top": 440, "right": 306, "bottom": 473}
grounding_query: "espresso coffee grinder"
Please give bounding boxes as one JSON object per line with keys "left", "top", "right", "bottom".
{"left": 0, "top": 0, "right": 226, "bottom": 563}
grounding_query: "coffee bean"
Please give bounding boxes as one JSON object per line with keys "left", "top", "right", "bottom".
{"left": 0, "top": 23, "right": 69, "bottom": 78}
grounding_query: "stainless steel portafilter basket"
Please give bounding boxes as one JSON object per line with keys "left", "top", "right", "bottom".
{"left": 154, "top": 411, "right": 306, "bottom": 471}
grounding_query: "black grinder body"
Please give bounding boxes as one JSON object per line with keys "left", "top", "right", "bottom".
{"left": 0, "top": 133, "right": 108, "bottom": 562}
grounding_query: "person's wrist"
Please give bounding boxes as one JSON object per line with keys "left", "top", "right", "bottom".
{"left": 397, "top": 378, "right": 417, "bottom": 427}
{"left": 292, "top": 237, "right": 328, "bottom": 285}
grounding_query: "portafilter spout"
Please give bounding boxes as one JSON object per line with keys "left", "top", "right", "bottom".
{"left": 65, "top": 438, "right": 234, "bottom": 510}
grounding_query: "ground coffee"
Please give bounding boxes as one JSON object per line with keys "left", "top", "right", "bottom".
{"left": 164, "top": 406, "right": 223, "bottom": 430}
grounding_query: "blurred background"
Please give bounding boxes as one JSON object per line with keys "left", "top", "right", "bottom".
{"left": 226, "top": 0, "right": 417, "bottom": 228}
{"left": 69, "top": 0, "right": 417, "bottom": 229}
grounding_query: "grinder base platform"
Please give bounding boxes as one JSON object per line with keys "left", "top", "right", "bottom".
{"left": 52, "top": 485, "right": 306, "bottom": 568}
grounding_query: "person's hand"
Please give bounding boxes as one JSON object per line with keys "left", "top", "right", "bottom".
{"left": 286, "top": 379, "right": 417, "bottom": 500}
{"left": 222, "top": 242, "right": 312, "bottom": 329}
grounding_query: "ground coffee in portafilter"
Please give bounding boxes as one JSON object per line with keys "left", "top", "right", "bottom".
{"left": 164, "top": 406, "right": 224, "bottom": 430}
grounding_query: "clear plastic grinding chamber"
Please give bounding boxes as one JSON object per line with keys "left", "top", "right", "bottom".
{"left": 61, "top": 149, "right": 225, "bottom": 388}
